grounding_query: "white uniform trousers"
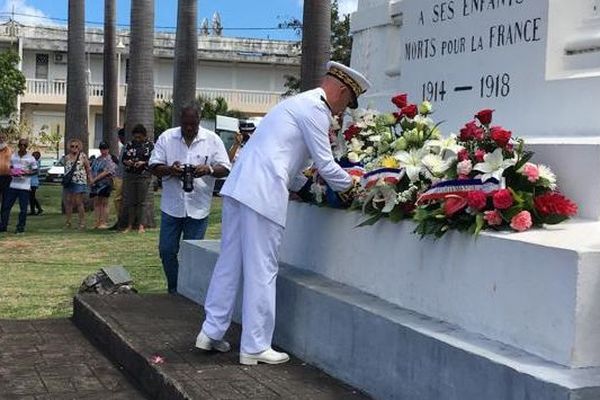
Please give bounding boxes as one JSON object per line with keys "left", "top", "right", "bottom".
{"left": 202, "top": 195, "right": 284, "bottom": 354}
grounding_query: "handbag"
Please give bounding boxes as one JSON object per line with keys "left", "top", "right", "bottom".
{"left": 61, "top": 152, "right": 81, "bottom": 187}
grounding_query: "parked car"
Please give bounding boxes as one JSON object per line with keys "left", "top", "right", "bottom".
{"left": 45, "top": 149, "right": 100, "bottom": 183}
{"left": 38, "top": 158, "right": 54, "bottom": 181}
{"left": 45, "top": 156, "right": 65, "bottom": 183}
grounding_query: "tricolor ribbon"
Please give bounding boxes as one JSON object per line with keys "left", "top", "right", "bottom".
{"left": 360, "top": 168, "right": 405, "bottom": 190}
{"left": 417, "top": 178, "right": 503, "bottom": 205}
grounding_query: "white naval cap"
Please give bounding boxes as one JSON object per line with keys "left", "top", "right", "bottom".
{"left": 326, "top": 61, "right": 372, "bottom": 109}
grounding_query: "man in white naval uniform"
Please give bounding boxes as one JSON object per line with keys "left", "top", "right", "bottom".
{"left": 195, "top": 62, "right": 372, "bottom": 365}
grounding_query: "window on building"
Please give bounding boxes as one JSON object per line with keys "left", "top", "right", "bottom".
{"left": 125, "top": 59, "right": 129, "bottom": 83}
{"left": 35, "top": 53, "right": 49, "bottom": 80}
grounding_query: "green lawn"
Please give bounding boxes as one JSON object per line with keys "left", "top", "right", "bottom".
{"left": 0, "top": 184, "right": 222, "bottom": 319}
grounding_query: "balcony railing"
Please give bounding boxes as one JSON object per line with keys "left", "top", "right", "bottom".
{"left": 22, "top": 79, "right": 283, "bottom": 115}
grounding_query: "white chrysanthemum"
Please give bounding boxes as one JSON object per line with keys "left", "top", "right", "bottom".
{"left": 422, "top": 153, "right": 451, "bottom": 177}
{"left": 538, "top": 164, "right": 557, "bottom": 189}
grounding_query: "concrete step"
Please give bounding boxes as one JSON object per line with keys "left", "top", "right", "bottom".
{"left": 0, "top": 318, "right": 146, "bottom": 399}
{"left": 279, "top": 202, "right": 600, "bottom": 369}
{"left": 72, "top": 293, "right": 370, "bottom": 400}
{"left": 179, "top": 240, "right": 600, "bottom": 400}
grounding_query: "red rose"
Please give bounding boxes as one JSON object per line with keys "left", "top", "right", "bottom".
{"left": 393, "top": 111, "right": 402, "bottom": 122}
{"left": 457, "top": 149, "right": 470, "bottom": 162}
{"left": 459, "top": 121, "right": 476, "bottom": 141}
{"left": 492, "top": 189, "right": 513, "bottom": 210}
{"left": 392, "top": 93, "right": 408, "bottom": 109}
{"left": 343, "top": 124, "right": 361, "bottom": 141}
{"left": 401, "top": 104, "right": 418, "bottom": 119}
{"left": 466, "top": 191, "right": 487, "bottom": 211}
{"left": 443, "top": 195, "right": 468, "bottom": 217}
{"left": 474, "top": 149, "right": 486, "bottom": 163}
{"left": 534, "top": 192, "right": 578, "bottom": 217}
{"left": 459, "top": 121, "right": 484, "bottom": 141}
{"left": 475, "top": 109, "right": 494, "bottom": 125}
{"left": 490, "top": 126, "right": 512, "bottom": 147}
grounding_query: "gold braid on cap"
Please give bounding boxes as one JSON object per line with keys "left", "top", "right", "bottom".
{"left": 327, "top": 67, "right": 363, "bottom": 99}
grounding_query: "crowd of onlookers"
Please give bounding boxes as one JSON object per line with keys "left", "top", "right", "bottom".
{"left": 0, "top": 125, "right": 154, "bottom": 235}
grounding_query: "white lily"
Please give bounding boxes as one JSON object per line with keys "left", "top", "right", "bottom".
{"left": 425, "top": 135, "right": 463, "bottom": 157}
{"left": 473, "top": 148, "right": 516, "bottom": 182}
{"left": 394, "top": 148, "right": 427, "bottom": 182}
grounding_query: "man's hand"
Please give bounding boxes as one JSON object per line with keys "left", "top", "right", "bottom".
{"left": 338, "top": 181, "right": 359, "bottom": 207}
{"left": 194, "top": 164, "right": 212, "bottom": 177}
{"left": 234, "top": 132, "right": 244, "bottom": 145}
{"left": 170, "top": 161, "right": 184, "bottom": 177}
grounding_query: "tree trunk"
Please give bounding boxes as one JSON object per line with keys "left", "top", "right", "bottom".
{"left": 103, "top": 0, "right": 119, "bottom": 155}
{"left": 172, "top": 0, "right": 198, "bottom": 128}
{"left": 300, "top": 0, "right": 331, "bottom": 91}
{"left": 65, "top": 0, "right": 88, "bottom": 153}
{"left": 121, "top": 0, "right": 156, "bottom": 228}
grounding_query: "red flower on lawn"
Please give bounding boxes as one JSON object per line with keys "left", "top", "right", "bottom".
{"left": 343, "top": 124, "right": 361, "bottom": 141}
{"left": 475, "top": 109, "right": 494, "bottom": 125}
{"left": 392, "top": 93, "right": 408, "bottom": 109}
{"left": 401, "top": 104, "right": 418, "bottom": 119}
{"left": 534, "top": 192, "right": 578, "bottom": 217}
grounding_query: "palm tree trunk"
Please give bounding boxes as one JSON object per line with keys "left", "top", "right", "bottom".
{"left": 172, "top": 0, "right": 198, "bottom": 128}
{"left": 300, "top": 0, "right": 331, "bottom": 91}
{"left": 125, "top": 0, "right": 155, "bottom": 139}
{"left": 103, "top": 0, "right": 118, "bottom": 155}
{"left": 121, "top": 0, "right": 156, "bottom": 228}
{"left": 65, "top": 0, "right": 88, "bottom": 153}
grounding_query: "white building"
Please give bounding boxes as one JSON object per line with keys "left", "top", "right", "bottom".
{"left": 0, "top": 20, "right": 300, "bottom": 149}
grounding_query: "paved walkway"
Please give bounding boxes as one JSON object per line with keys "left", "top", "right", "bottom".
{"left": 74, "top": 293, "right": 371, "bottom": 399}
{"left": 0, "top": 318, "right": 145, "bottom": 399}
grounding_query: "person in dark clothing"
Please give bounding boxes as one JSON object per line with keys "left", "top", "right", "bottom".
{"left": 121, "top": 124, "right": 154, "bottom": 233}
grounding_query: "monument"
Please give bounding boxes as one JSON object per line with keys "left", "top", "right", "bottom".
{"left": 178, "top": 1, "right": 600, "bottom": 399}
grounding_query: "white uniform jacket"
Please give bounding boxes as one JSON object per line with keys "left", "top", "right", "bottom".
{"left": 220, "top": 88, "right": 352, "bottom": 227}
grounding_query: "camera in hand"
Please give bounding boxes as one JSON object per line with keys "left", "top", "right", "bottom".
{"left": 181, "top": 164, "right": 196, "bottom": 192}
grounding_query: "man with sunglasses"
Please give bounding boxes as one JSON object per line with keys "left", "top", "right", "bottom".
{"left": 0, "top": 138, "right": 38, "bottom": 234}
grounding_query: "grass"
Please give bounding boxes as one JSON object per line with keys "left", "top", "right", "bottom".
{"left": 0, "top": 184, "right": 222, "bottom": 319}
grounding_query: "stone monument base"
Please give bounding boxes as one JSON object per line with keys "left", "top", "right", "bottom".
{"left": 179, "top": 240, "right": 600, "bottom": 400}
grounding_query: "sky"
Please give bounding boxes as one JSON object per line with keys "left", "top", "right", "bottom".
{"left": 0, "top": 0, "right": 359, "bottom": 41}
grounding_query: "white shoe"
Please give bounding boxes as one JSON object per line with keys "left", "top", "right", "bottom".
{"left": 195, "top": 330, "right": 231, "bottom": 353}
{"left": 239, "top": 348, "right": 290, "bottom": 365}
